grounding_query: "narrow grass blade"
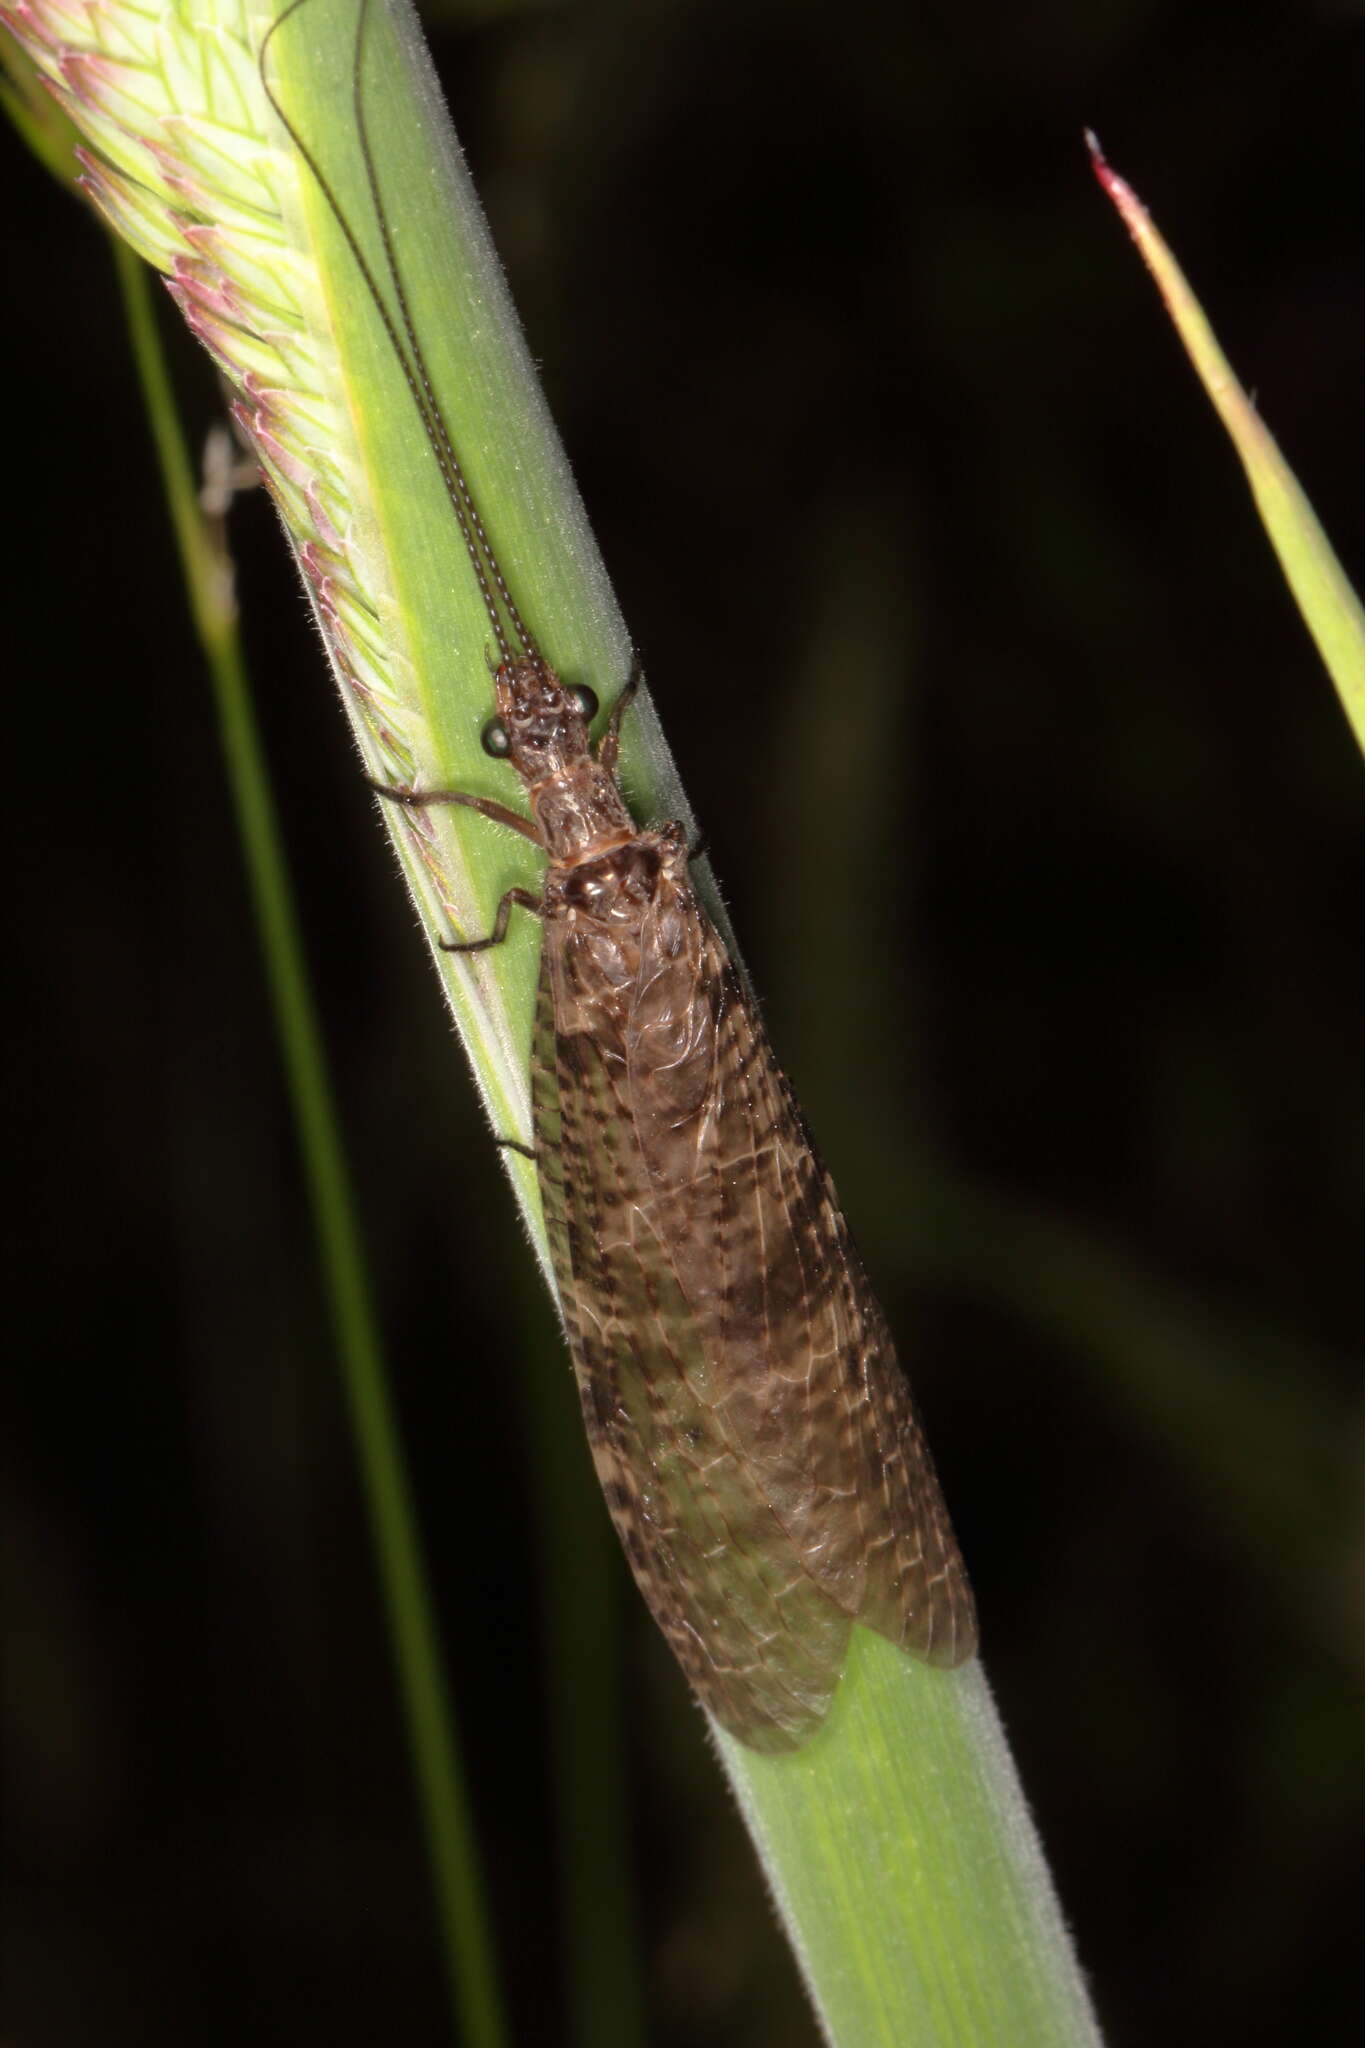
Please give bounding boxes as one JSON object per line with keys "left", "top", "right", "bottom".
{"left": 1088, "top": 132, "right": 1365, "bottom": 756}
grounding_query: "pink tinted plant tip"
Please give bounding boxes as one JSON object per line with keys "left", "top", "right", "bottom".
{"left": 231, "top": 376, "right": 278, "bottom": 442}
{"left": 56, "top": 45, "right": 127, "bottom": 114}
{"left": 1085, "top": 132, "right": 1156, "bottom": 258}
{"left": 237, "top": 412, "right": 311, "bottom": 493}
{"left": 169, "top": 253, "right": 244, "bottom": 324}
{"left": 299, "top": 546, "right": 342, "bottom": 622}
{"left": 74, "top": 145, "right": 187, "bottom": 261}
{"left": 144, "top": 146, "right": 207, "bottom": 208}
{"left": 165, "top": 280, "right": 237, "bottom": 368}
{"left": 303, "top": 481, "right": 345, "bottom": 556}
{"left": 0, "top": 2, "right": 56, "bottom": 61}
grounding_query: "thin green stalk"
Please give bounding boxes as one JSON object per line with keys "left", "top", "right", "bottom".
{"left": 109, "top": 235, "right": 507, "bottom": 2048}
{"left": 514, "top": 1290, "right": 647, "bottom": 2048}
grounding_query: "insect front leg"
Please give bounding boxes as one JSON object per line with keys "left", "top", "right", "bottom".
{"left": 367, "top": 777, "right": 544, "bottom": 846}
{"left": 440, "top": 886, "right": 543, "bottom": 954}
{"left": 596, "top": 657, "right": 643, "bottom": 774}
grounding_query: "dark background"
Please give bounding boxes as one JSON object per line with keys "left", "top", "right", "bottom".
{"left": 4, "top": 0, "right": 1365, "bottom": 2042}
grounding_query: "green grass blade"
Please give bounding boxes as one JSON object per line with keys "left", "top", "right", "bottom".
{"left": 1089, "top": 133, "right": 1365, "bottom": 755}
{"left": 720, "top": 1647, "right": 1100, "bottom": 2047}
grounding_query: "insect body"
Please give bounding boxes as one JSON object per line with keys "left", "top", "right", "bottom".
{"left": 265, "top": 0, "right": 976, "bottom": 1750}
{"left": 381, "top": 653, "right": 976, "bottom": 1749}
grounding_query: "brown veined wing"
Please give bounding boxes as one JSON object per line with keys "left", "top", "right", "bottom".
{"left": 534, "top": 840, "right": 974, "bottom": 1751}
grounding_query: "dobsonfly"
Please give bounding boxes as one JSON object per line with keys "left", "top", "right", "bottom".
{"left": 262, "top": 0, "right": 976, "bottom": 1751}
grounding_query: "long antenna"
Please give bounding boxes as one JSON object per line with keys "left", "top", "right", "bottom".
{"left": 259, "top": 0, "right": 539, "bottom": 666}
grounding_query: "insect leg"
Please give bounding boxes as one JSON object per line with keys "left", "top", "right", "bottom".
{"left": 596, "top": 657, "right": 643, "bottom": 774}
{"left": 495, "top": 1136, "right": 537, "bottom": 1161}
{"left": 200, "top": 416, "right": 260, "bottom": 518}
{"left": 440, "top": 886, "right": 543, "bottom": 954}
{"left": 368, "top": 777, "right": 543, "bottom": 846}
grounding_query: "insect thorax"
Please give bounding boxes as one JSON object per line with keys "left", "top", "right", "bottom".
{"left": 545, "top": 833, "right": 677, "bottom": 923}
{"left": 531, "top": 765, "right": 637, "bottom": 866}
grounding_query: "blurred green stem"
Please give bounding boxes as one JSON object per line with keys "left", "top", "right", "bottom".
{"left": 515, "top": 1290, "right": 647, "bottom": 2048}
{"left": 110, "top": 235, "right": 508, "bottom": 2048}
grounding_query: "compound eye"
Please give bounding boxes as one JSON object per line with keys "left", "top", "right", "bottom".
{"left": 481, "top": 716, "right": 511, "bottom": 759}
{"left": 568, "top": 684, "right": 599, "bottom": 724}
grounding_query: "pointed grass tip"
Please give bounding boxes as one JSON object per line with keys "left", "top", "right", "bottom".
{"left": 1084, "top": 129, "right": 1150, "bottom": 245}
